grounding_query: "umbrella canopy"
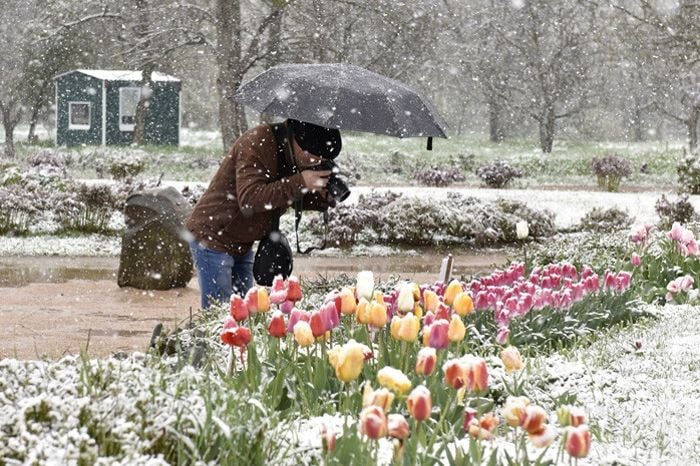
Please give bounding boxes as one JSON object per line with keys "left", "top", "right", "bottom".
{"left": 232, "top": 63, "right": 448, "bottom": 139}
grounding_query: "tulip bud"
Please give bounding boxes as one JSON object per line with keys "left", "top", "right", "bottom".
{"left": 356, "top": 297, "right": 371, "bottom": 324}
{"left": 286, "top": 276, "right": 303, "bottom": 302}
{"left": 267, "top": 311, "right": 286, "bottom": 338}
{"left": 423, "top": 289, "right": 439, "bottom": 312}
{"left": 631, "top": 253, "right": 641, "bottom": 267}
{"left": 406, "top": 385, "right": 432, "bottom": 422}
{"left": 502, "top": 396, "right": 530, "bottom": 427}
{"left": 397, "top": 284, "right": 415, "bottom": 313}
{"left": 368, "top": 301, "right": 388, "bottom": 328}
{"left": 444, "top": 279, "right": 463, "bottom": 306}
{"left": 453, "top": 292, "right": 474, "bottom": 316}
{"left": 500, "top": 346, "right": 523, "bottom": 373}
{"left": 230, "top": 294, "right": 249, "bottom": 321}
{"left": 293, "top": 321, "right": 314, "bottom": 347}
{"left": 356, "top": 271, "right": 374, "bottom": 301}
{"left": 448, "top": 315, "right": 467, "bottom": 342}
{"left": 557, "top": 406, "right": 586, "bottom": 427}
{"left": 339, "top": 287, "right": 357, "bottom": 315}
{"left": 321, "top": 424, "right": 336, "bottom": 453}
{"left": 377, "top": 366, "right": 412, "bottom": 394}
{"left": 359, "top": 406, "right": 387, "bottom": 439}
{"left": 387, "top": 414, "right": 410, "bottom": 440}
{"left": 415, "top": 347, "right": 437, "bottom": 376}
{"left": 520, "top": 405, "right": 548, "bottom": 434}
{"left": 565, "top": 425, "right": 591, "bottom": 458}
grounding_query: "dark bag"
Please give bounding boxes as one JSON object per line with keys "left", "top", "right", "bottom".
{"left": 252, "top": 123, "right": 296, "bottom": 286}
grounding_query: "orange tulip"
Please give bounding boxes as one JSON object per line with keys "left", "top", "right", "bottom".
{"left": 423, "top": 290, "right": 439, "bottom": 312}
{"left": 359, "top": 405, "right": 387, "bottom": 439}
{"left": 520, "top": 405, "right": 548, "bottom": 435}
{"left": 443, "top": 358, "right": 467, "bottom": 389}
{"left": 529, "top": 424, "right": 557, "bottom": 448}
{"left": 356, "top": 297, "right": 371, "bottom": 324}
{"left": 387, "top": 414, "right": 410, "bottom": 440}
{"left": 565, "top": 425, "right": 591, "bottom": 458}
{"left": 406, "top": 385, "right": 432, "bottom": 422}
{"left": 467, "top": 412, "right": 499, "bottom": 440}
{"left": 465, "top": 356, "right": 489, "bottom": 392}
{"left": 221, "top": 320, "right": 252, "bottom": 348}
{"left": 443, "top": 279, "right": 463, "bottom": 306}
{"left": 415, "top": 347, "right": 437, "bottom": 376}
{"left": 453, "top": 291, "right": 474, "bottom": 316}
{"left": 368, "top": 301, "right": 388, "bottom": 328}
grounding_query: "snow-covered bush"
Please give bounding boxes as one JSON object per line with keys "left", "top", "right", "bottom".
{"left": 54, "top": 184, "right": 117, "bottom": 234}
{"left": 476, "top": 160, "right": 522, "bottom": 189}
{"left": 107, "top": 153, "right": 147, "bottom": 180}
{"left": 579, "top": 207, "right": 634, "bottom": 233}
{"left": 412, "top": 165, "right": 465, "bottom": 187}
{"left": 590, "top": 154, "right": 632, "bottom": 192}
{"left": 676, "top": 154, "right": 700, "bottom": 194}
{"left": 655, "top": 194, "right": 696, "bottom": 229}
{"left": 0, "top": 186, "right": 36, "bottom": 235}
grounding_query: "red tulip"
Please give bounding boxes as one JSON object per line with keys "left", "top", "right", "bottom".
{"left": 565, "top": 425, "right": 591, "bottom": 458}
{"left": 309, "top": 311, "right": 325, "bottom": 337}
{"left": 220, "top": 318, "right": 251, "bottom": 348}
{"left": 268, "top": 311, "right": 286, "bottom": 338}
{"left": 443, "top": 358, "right": 467, "bottom": 389}
{"left": 387, "top": 414, "right": 410, "bottom": 440}
{"left": 360, "top": 405, "right": 387, "bottom": 439}
{"left": 230, "top": 294, "right": 249, "bottom": 321}
{"left": 287, "top": 276, "right": 303, "bottom": 302}
{"left": 406, "top": 385, "right": 432, "bottom": 422}
{"left": 415, "top": 347, "right": 437, "bottom": 376}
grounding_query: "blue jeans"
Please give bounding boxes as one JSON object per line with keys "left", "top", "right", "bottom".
{"left": 189, "top": 241, "right": 255, "bottom": 309}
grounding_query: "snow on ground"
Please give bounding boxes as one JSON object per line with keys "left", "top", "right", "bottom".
{"left": 0, "top": 235, "right": 121, "bottom": 256}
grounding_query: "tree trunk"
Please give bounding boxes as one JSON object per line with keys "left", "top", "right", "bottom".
{"left": 133, "top": 64, "right": 154, "bottom": 145}
{"left": 1, "top": 104, "right": 18, "bottom": 159}
{"left": 216, "top": 0, "right": 247, "bottom": 152}
{"left": 538, "top": 108, "right": 555, "bottom": 153}
{"left": 688, "top": 106, "right": 699, "bottom": 152}
{"left": 260, "top": 5, "right": 284, "bottom": 125}
{"left": 26, "top": 101, "right": 41, "bottom": 144}
{"left": 632, "top": 101, "right": 644, "bottom": 142}
{"left": 487, "top": 96, "right": 505, "bottom": 142}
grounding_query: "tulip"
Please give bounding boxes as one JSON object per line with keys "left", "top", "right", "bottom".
{"left": 328, "top": 340, "right": 369, "bottom": 382}
{"left": 631, "top": 253, "right": 641, "bottom": 267}
{"left": 397, "top": 283, "right": 415, "bottom": 313}
{"left": 377, "top": 366, "right": 412, "bottom": 394}
{"left": 245, "top": 286, "right": 270, "bottom": 313}
{"left": 267, "top": 311, "right": 286, "bottom": 338}
{"left": 467, "top": 412, "right": 499, "bottom": 440}
{"left": 444, "top": 279, "right": 463, "bottom": 306}
{"left": 520, "top": 405, "right": 548, "bottom": 434}
{"left": 500, "top": 346, "right": 523, "bottom": 373}
{"left": 448, "top": 315, "right": 467, "bottom": 342}
{"left": 319, "top": 301, "right": 340, "bottom": 332}
{"left": 359, "top": 405, "right": 387, "bottom": 439}
{"left": 496, "top": 326, "right": 510, "bottom": 345}
{"left": 221, "top": 317, "right": 252, "bottom": 348}
{"left": 529, "top": 424, "right": 557, "bottom": 448}
{"left": 339, "top": 287, "right": 357, "bottom": 315}
{"left": 286, "top": 276, "right": 303, "bottom": 302}
{"left": 501, "top": 396, "right": 530, "bottom": 427}
{"left": 557, "top": 405, "right": 586, "bottom": 427}
{"left": 309, "top": 311, "right": 325, "bottom": 338}
{"left": 516, "top": 220, "right": 529, "bottom": 239}
{"left": 406, "top": 385, "right": 432, "bottom": 421}
{"left": 453, "top": 292, "right": 474, "bottom": 316}
{"left": 356, "top": 297, "right": 371, "bottom": 324}
{"left": 387, "top": 414, "right": 410, "bottom": 440}
{"left": 423, "top": 289, "right": 439, "bottom": 312}
{"left": 287, "top": 308, "right": 310, "bottom": 334}
{"left": 368, "top": 301, "right": 388, "bottom": 328}
{"left": 415, "top": 347, "right": 437, "bottom": 376}
{"left": 428, "top": 319, "right": 450, "bottom": 349}
{"left": 293, "top": 321, "right": 314, "bottom": 347}
{"left": 270, "top": 275, "right": 288, "bottom": 304}
{"left": 356, "top": 271, "right": 374, "bottom": 301}
{"left": 390, "top": 316, "right": 401, "bottom": 340}
{"left": 321, "top": 424, "right": 336, "bottom": 453}
{"left": 443, "top": 358, "right": 467, "bottom": 389}
{"left": 565, "top": 425, "right": 591, "bottom": 458}
{"left": 230, "top": 294, "right": 249, "bottom": 321}
{"left": 363, "top": 383, "right": 395, "bottom": 412}
{"left": 465, "top": 356, "right": 489, "bottom": 392}
{"left": 396, "top": 313, "right": 420, "bottom": 341}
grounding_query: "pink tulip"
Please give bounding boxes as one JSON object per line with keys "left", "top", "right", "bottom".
{"left": 496, "top": 326, "right": 510, "bottom": 344}
{"left": 287, "top": 308, "right": 310, "bottom": 334}
{"left": 616, "top": 272, "right": 631, "bottom": 291}
{"left": 428, "top": 319, "right": 449, "bottom": 349}
{"left": 631, "top": 253, "right": 641, "bottom": 267}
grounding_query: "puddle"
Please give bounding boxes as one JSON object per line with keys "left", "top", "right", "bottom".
{"left": 0, "top": 252, "right": 508, "bottom": 288}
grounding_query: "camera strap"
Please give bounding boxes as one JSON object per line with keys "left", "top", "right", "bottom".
{"left": 294, "top": 200, "right": 328, "bottom": 254}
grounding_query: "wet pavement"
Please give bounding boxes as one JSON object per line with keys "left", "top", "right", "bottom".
{"left": 0, "top": 251, "right": 507, "bottom": 360}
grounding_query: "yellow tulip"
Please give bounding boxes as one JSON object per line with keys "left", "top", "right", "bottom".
{"left": 377, "top": 366, "right": 412, "bottom": 394}
{"left": 362, "top": 383, "right": 395, "bottom": 413}
{"left": 390, "top": 316, "right": 401, "bottom": 340}
{"left": 444, "top": 280, "right": 463, "bottom": 307}
{"left": 410, "top": 283, "right": 421, "bottom": 301}
{"left": 373, "top": 290, "right": 385, "bottom": 305}
{"left": 293, "top": 321, "right": 314, "bottom": 347}
{"left": 413, "top": 303, "right": 424, "bottom": 319}
{"left": 397, "top": 313, "right": 420, "bottom": 342}
{"left": 369, "top": 302, "right": 388, "bottom": 328}
{"left": 500, "top": 346, "right": 523, "bottom": 373}
{"left": 339, "top": 287, "right": 357, "bottom": 315}
{"left": 447, "top": 315, "right": 466, "bottom": 342}
{"left": 397, "top": 284, "right": 415, "bottom": 313}
{"left": 328, "top": 340, "right": 369, "bottom": 382}
{"left": 423, "top": 290, "right": 439, "bottom": 312}
{"left": 356, "top": 297, "right": 371, "bottom": 324}
{"left": 453, "top": 292, "right": 474, "bottom": 317}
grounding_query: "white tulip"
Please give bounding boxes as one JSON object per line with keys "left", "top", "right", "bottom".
{"left": 397, "top": 283, "right": 415, "bottom": 313}
{"left": 516, "top": 220, "right": 529, "bottom": 240}
{"left": 356, "top": 271, "right": 375, "bottom": 301}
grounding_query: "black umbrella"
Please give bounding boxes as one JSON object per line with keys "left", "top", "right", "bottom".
{"left": 232, "top": 63, "right": 448, "bottom": 145}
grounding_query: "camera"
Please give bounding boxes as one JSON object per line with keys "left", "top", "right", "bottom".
{"left": 313, "top": 160, "right": 350, "bottom": 202}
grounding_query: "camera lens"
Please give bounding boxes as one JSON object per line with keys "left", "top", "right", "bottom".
{"left": 327, "top": 175, "right": 350, "bottom": 202}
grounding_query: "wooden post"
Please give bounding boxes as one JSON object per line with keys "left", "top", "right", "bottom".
{"left": 438, "top": 254, "right": 454, "bottom": 283}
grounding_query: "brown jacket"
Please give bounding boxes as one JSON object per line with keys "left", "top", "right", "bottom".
{"left": 186, "top": 123, "right": 330, "bottom": 256}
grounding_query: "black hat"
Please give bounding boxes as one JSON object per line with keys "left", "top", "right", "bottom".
{"left": 287, "top": 119, "right": 342, "bottom": 159}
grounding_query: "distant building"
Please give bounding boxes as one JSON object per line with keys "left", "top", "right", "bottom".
{"left": 54, "top": 69, "right": 181, "bottom": 146}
